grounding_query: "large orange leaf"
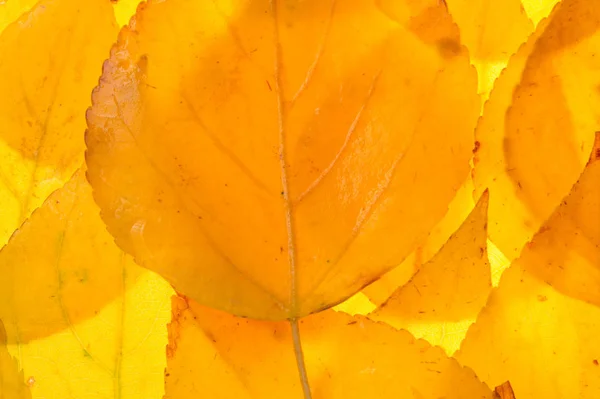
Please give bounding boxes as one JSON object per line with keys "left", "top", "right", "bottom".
{"left": 474, "top": 0, "right": 598, "bottom": 260}
{"left": 0, "top": 321, "right": 30, "bottom": 399}
{"left": 164, "top": 295, "right": 494, "bottom": 399}
{"left": 456, "top": 135, "right": 600, "bottom": 399}
{"left": 86, "top": 0, "right": 479, "bottom": 320}
{"left": 0, "top": 170, "right": 174, "bottom": 398}
{"left": 0, "top": 0, "right": 118, "bottom": 246}
{"left": 369, "top": 191, "right": 492, "bottom": 354}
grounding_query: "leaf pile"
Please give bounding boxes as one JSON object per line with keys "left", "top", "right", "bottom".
{"left": 2, "top": 0, "right": 598, "bottom": 398}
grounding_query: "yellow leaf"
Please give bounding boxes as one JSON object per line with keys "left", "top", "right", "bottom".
{"left": 518, "top": 133, "right": 600, "bottom": 306}
{"left": 456, "top": 137, "right": 600, "bottom": 399}
{"left": 0, "top": 170, "right": 174, "bottom": 399}
{"left": 369, "top": 191, "right": 492, "bottom": 354}
{"left": 445, "top": 0, "right": 533, "bottom": 62}
{"left": 0, "top": 0, "right": 37, "bottom": 34}
{"left": 444, "top": 0, "right": 534, "bottom": 99}
{"left": 474, "top": 0, "right": 598, "bottom": 260}
{"left": 86, "top": 0, "right": 480, "bottom": 320}
{"left": 363, "top": 174, "right": 476, "bottom": 306}
{"left": 112, "top": 0, "right": 142, "bottom": 26}
{"left": 0, "top": 0, "right": 118, "bottom": 246}
{"left": 164, "top": 295, "right": 494, "bottom": 399}
{"left": 522, "top": 0, "right": 561, "bottom": 26}
{"left": 0, "top": 321, "right": 31, "bottom": 399}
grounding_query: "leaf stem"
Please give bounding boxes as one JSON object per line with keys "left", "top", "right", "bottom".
{"left": 290, "top": 318, "right": 312, "bottom": 399}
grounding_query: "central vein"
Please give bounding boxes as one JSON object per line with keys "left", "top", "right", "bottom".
{"left": 270, "top": 2, "right": 313, "bottom": 398}
{"left": 270, "top": 0, "right": 298, "bottom": 317}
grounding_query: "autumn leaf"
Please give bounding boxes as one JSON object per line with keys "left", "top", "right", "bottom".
{"left": 0, "top": 320, "right": 31, "bottom": 399}
{"left": 0, "top": 0, "right": 37, "bottom": 34}
{"left": 369, "top": 191, "right": 491, "bottom": 354}
{"left": 443, "top": 0, "right": 534, "bottom": 99}
{"left": 0, "top": 0, "right": 119, "bottom": 246}
{"left": 0, "top": 170, "right": 174, "bottom": 398}
{"left": 362, "top": 174, "right": 476, "bottom": 306}
{"left": 521, "top": 0, "right": 561, "bottom": 26}
{"left": 456, "top": 134, "right": 600, "bottom": 399}
{"left": 164, "top": 295, "right": 494, "bottom": 399}
{"left": 515, "top": 133, "right": 600, "bottom": 306}
{"left": 85, "top": 0, "right": 479, "bottom": 321}
{"left": 474, "top": 0, "right": 599, "bottom": 260}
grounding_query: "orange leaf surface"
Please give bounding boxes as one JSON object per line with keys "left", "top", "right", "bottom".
{"left": 474, "top": 0, "right": 599, "bottom": 259}
{"left": 456, "top": 136, "right": 600, "bottom": 399}
{"left": 86, "top": 0, "right": 479, "bottom": 319}
{"left": 0, "top": 0, "right": 118, "bottom": 246}
{"left": 164, "top": 295, "right": 494, "bottom": 399}
{"left": 0, "top": 321, "right": 30, "bottom": 399}
{"left": 369, "top": 191, "right": 491, "bottom": 354}
{"left": 0, "top": 170, "right": 174, "bottom": 398}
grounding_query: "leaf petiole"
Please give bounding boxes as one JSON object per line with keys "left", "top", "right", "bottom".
{"left": 290, "top": 318, "right": 312, "bottom": 399}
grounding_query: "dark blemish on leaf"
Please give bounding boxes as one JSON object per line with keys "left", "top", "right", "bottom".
{"left": 280, "top": 246, "right": 284, "bottom": 253}
{"left": 517, "top": 181, "right": 523, "bottom": 189}
{"left": 537, "top": 295, "right": 548, "bottom": 302}
{"left": 165, "top": 372, "right": 171, "bottom": 377}
{"left": 281, "top": 191, "right": 284, "bottom": 196}
{"left": 473, "top": 140, "right": 481, "bottom": 154}
{"left": 436, "top": 38, "right": 461, "bottom": 58}
{"left": 266, "top": 80, "right": 272, "bottom": 91}
{"left": 594, "top": 359, "right": 599, "bottom": 366}
{"left": 347, "top": 321, "right": 357, "bottom": 325}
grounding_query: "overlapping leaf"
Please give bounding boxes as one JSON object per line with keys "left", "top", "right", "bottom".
{"left": 0, "top": 321, "right": 30, "bottom": 399}
{"left": 456, "top": 134, "right": 600, "bottom": 399}
{"left": 362, "top": 175, "right": 476, "bottom": 306}
{"left": 444, "top": 0, "right": 534, "bottom": 98}
{"left": 0, "top": 0, "right": 119, "bottom": 246}
{"left": 86, "top": 0, "right": 480, "bottom": 320}
{"left": 369, "top": 192, "right": 492, "bottom": 354}
{"left": 521, "top": 0, "right": 561, "bottom": 26}
{"left": 0, "top": 0, "right": 37, "bottom": 34}
{"left": 164, "top": 295, "right": 494, "bottom": 399}
{"left": 474, "top": 0, "right": 599, "bottom": 259}
{"left": 0, "top": 171, "right": 174, "bottom": 398}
